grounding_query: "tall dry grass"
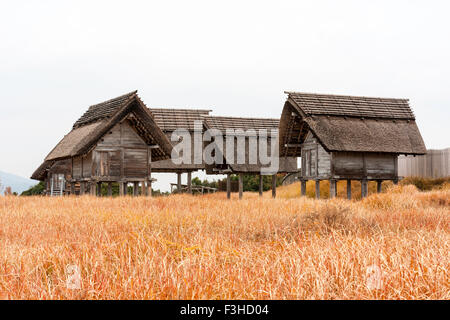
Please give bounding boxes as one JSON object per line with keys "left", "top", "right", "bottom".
{"left": 0, "top": 184, "right": 448, "bottom": 299}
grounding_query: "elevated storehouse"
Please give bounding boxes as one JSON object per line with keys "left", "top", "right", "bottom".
{"left": 31, "top": 91, "right": 173, "bottom": 196}
{"left": 279, "top": 92, "right": 426, "bottom": 198}
{"left": 204, "top": 116, "right": 297, "bottom": 198}
{"left": 149, "top": 108, "right": 211, "bottom": 193}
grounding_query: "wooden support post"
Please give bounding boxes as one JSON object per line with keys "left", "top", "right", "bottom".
{"left": 315, "top": 180, "right": 320, "bottom": 199}
{"left": 146, "top": 180, "right": 152, "bottom": 197}
{"left": 238, "top": 173, "right": 243, "bottom": 199}
{"left": 330, "top": 180, "right": 336, "bottom": 198}
{"left": 187, "top": 172, "right": 192, "bottom": 194}
{"left": 177, "top": 173, "right": 182, "bottom": 193}
{"left": 226, "top": 174, "right": 231, "bottom": 199}
{"left": 90, "top": 182, "right": 96, "bottom": 196}
{"left": 133, "top": 182, "right": 139, "bottom": 196}
{"left": 300, "top": 180, "right": 306, "bottom": 196}
{"left": 107, "top": 182, "right": 113, "bottom": 196}
{"left": 45, "top": 179, "right": 50, "bottom": 196}
{"left": 272, "top": 174, "right": 276, "bottom": 198}
{"left": 80, "top": 182, "right": 85, "bottom": 195}
{"left": 119, "top": 182, "right": 125, "bottom": 196}
{"left": 259, "top": 175, "right": 263, "bottom": 197}
{"left": 70, "top": 182, "right": 75, "bottom": 195}
{"left": 393, "top": 179, "right": 398, "bottom": 185}
{"left": 97, "top": 182, "right": 102, "bottom": 197}
{"left": 361, "top": 179, "right": 368, "bottom": 198}
{"left": 140, "top": 182, "right": 146, "bottom": 196}
{"left": 347, "top": 180, "right": 352, "bottom": 200}
{"left": 377, "top": 180, "right": 382, "bottom": 193}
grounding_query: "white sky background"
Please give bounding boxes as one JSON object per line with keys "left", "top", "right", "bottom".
{"left": 0, "top": 0, "right": 449, "bottom": 191}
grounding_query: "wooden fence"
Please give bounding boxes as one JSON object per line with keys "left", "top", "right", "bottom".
{"left": 398, "top": 148, "right": 450, "bottom": 178}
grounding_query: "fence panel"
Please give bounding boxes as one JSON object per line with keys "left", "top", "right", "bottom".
{"left": 398, "top": 148, "right": 450, "bottom": 178}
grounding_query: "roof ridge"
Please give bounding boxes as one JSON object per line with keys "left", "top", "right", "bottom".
{"left": 206, "top": 115, "right": 279, "bottom": 121}
{"left": 88, "top": 90, "right": 137, "bottom": 108}
{"left": 285, "top": 91, "right": 409, "bottom": 101}
{"left": 149, "top": 107, "right": 212, "bottom": 112}
{"left": 73, "top": 90, "right": 138, "bottom": 128}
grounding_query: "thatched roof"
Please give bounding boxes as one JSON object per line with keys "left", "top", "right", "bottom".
{"left": 280, "top": 92, "right": 426, "bottom": 157}
{"left": 150, "top": 108, "right": 211, "bottom": 132}
{"left": 149, "top": 108, "right": 211, "bottom": 172}
{"left": 204, "top": 116, "right": 279, "bottom": 133}
{"left": 31, "top": 91, "right": 173, "bottom": 180}
{"left": 204, "top": 116, "right": 297, "bottom": 174}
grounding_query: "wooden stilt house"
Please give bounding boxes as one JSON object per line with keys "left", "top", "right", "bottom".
{"left": 31, "top": 91, "right": 173, "bottom": 196}
{"left": 203, "top": 116, "right": 298, "bottom": 199}
{"left": 279, "top": 92, "right": 427, "bottom": 199}
{"left": 149, "top": 108, "right": 211, "bottom": 193}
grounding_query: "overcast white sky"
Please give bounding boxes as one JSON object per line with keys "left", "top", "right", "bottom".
{"left": 0, "top": 0, "right": 449, "bottom": 191}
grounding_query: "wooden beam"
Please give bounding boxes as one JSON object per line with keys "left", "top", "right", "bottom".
{"left": 238, "top": 173, "right": 243, "bottom": 200}
{"left": 70, "top": 182, "right": 75, "bottom": 195}
{"left": 315, "top": 180, "right": 320, "bottom": 199}
{"left": 272, "top": 174, "right": 277, "bottom": 198}
{"left": 347, "top": 180, "right": 352, "bottom": 200}
{"left": 80, "top": 182, "right": 85, "bottom": 195}
{"left": 227, "top": 174, "right": 231, "bottom": 199}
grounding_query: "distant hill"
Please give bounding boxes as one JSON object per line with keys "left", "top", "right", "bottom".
{"left": 0, "top": 171, "right": 37, "bottom": 194}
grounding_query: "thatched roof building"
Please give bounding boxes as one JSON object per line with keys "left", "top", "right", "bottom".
{"left": 280, "top": 92, "right": 426, "bottom": 157}
{"left": 204, "top": 116, "right": 297, "bottom": 174}
{"left": 31, "top": 91, "right": 173, "bottom": 196}
{"left": 279, "top": 92, "right": 426, "bottom": 199}
{"left": 149, "top": 108, "right": 211, "bottom": 172}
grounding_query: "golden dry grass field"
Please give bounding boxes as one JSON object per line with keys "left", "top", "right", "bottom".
{"left": 0, "top": 182, "right": 449, "bottom": 299}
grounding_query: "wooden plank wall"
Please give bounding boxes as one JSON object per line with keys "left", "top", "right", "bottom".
{"left": 398, "top": 148, "right": 450, "bottom": 178}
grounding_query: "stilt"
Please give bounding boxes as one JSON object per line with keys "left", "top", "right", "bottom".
{"left": 347, "top": 180, "right": 352, "bottom": 200}
{"left": 133, "top": 182, "right": 139, "bottom": 196}
{"left": 301, "top": 180, "right": 306, "bottom": 196}
{"left": 361, "top": 179, "right": 368, "bottom": 198}
{"left": 90, "top": 182, "right": 96, "bottom": 196}
{"left": 70, "top": 182, "right": 75, "bottom": 195}
{"left": 177, "top": 173, "right": 182, "bottom": 193}
{"left": 226, "top": 174, "right": 231, "bottom": 199}
{"left": 80, "top": 182, "right": 85, "bottom": 195}
{"left": 140, "top": 182, "right": 146, "bottom": 196}
{"left": 119, "top": 182, "right": 125, "bottom": 196}
{"left": 377, "top": 180, "right": 382, "bottom": 193}
{"left": 238, "top": 173, "right": 243, "bottom": 199}
{"left": 259, "top": 175, "right": 263, "bottom": 197}
{"left": 329, "top": 180, "right": 336, "bottom": 198}
{"left": 272, "top": 174, "right": 276, "bottom": 198}
{"left": 97, "top": 182, "right": 102, "bottom": 196}
{"left": 107, "top": 182, "right": 113, "bottom": 196}
{"left": 315, "top": 180, "right": 320, "bottom": 199}
{"left": 187, "top": 172, "right": 192, "bottom": 194}
{"left": 393, "top": 179, "right": 398, "bottom": 185}
{"left": 146, "top": 180, "right": 152, "bottom": 197}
